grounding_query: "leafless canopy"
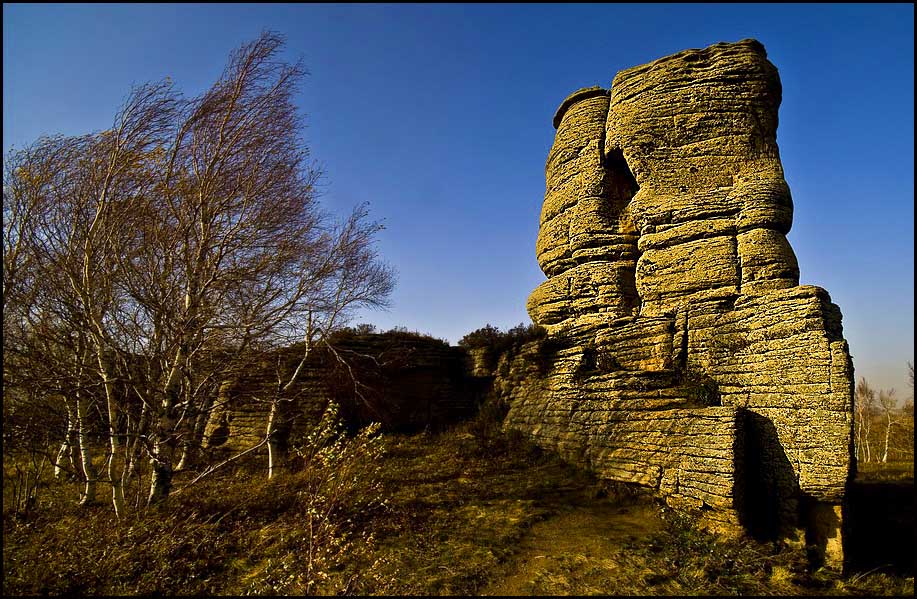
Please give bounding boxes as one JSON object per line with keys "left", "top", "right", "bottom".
{"left": 2, "top": 31, "right": 395, "bottom": 512}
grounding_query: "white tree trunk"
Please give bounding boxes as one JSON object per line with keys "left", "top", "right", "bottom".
{"left": 881, "top": 412, "right": 891, "bottom": 463}
{"left": 148, "top": 349, "right": 183, "bottom": 505}
{"left": 97, "top": 349, "right": 126, "bottom": 517}
{"left": 854, "top": 423, "right": 864, "bottom": 462}
{"left": 125, "top": 401, "right": 150, "bottom": 481}
{"left": 267, "top": 399, "right": 281, "bottom": 480}
{"left": 266, "top": 397, "right": 296, "bottom": 479}
{"left": 75, "top": 392, "right": 97, "bottom": 505}
{"left": 54, "top": 401, "right": 79, "bottom": 479}
{"left": 267, "top": 325, "right": 311, "bottom": 479}
{"left": 148, "top": 449, "right": 173, "bottom": 504}
{"left": 176, "top": 378, "right": 212, "bottom": 471}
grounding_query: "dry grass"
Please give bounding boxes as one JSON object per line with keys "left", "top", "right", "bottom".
{"left": 3, "top": 422, "right": 914, "bottom": 596}
{"left": 857, "top": 460, "right": 914, "bottom": 482}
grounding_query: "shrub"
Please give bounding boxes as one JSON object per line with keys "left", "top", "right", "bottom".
{"left": 466, "top": 395, "right": 511, "bottom": 453}
{"left": 460, "top": 322, "right": 547, "bottom": 372}
{"left": 275, "top": 402, "right": 388, "bottom": 594}
{"left": 459, "top": 322, "right": 545, "bottom": 352}
{"left": 678, "top": 371, "right": 721, "bottom": 407}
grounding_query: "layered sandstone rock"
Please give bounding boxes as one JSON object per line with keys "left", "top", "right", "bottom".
{"left": 507, "top": 39, "right": 854, "bottom": 568}
{"left": 209, "top": 333, "right": 483, "bottom": 452}
{"left": 531, "top": 87, "right": 640, "bottom": 334}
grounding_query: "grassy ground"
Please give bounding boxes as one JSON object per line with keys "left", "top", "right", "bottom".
{"left": 856, "top": 460, "right": 915, "bottom": 482}
{"left": 3, "top": 425, "right": 914, "bottom": 595}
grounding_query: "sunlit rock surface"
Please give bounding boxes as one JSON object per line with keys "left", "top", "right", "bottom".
{"left": 506, "top": 39, "right": 854, "bottom": 569}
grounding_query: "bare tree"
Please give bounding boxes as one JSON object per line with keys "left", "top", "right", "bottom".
{"left": 262, "top": 203, "right": 395, "bottom": 478}
{"left": 2, "top": 31, "right": 394, "bottom": 513}
{"left": 893, "top": 362, "right": 914, "bottom": 462}
{"left": 877, "top": 388, "right": 898, "bottom": 463}
{"left": 854, "top": 377, "right": 876, "bottom": 463}
{"left": 3, "top": 136, "right": 113, "bottom": 507}
{"left": 852, "top": 371, "right": 914, "bottom": 465}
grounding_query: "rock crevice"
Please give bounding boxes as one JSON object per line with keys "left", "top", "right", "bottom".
{"left": 504, "top": 39, "right": 855, "bottom": 569}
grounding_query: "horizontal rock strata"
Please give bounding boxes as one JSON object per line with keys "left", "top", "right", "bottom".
{"left": 507, "top": 39, "right": 854, "bottom": 568}
{"left": 210, "top": 334, "right": 483, "bottom": 451}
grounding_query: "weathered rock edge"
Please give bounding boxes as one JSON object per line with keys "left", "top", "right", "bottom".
{"left": 507, "top": 38, "right": 855, "bottom": 570}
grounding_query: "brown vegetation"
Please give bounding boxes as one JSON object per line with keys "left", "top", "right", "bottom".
{"left": 854, "top": 370, "right": 914, "bottom": 468}
{"left": 3, "top": 403, "right": 912, "bottom": 595}
{"left": 2, "top": 31, "right": 394, "bottom": 518}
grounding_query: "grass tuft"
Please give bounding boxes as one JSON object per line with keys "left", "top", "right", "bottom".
{"left": 3, "top": 413, "right": 913, "bottom": 596}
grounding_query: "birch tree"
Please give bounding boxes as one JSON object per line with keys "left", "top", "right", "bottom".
{"left": 3, "top": 31, "right": 394, "bottom": 512}
{"left": 854, "top": 377, "right": 876, "bottom": 463}
{"left": 3, "top": 136, "right": 114, "bottom": 507}
{"left": 877, "top": 388, "right": 898, "bottom": 464}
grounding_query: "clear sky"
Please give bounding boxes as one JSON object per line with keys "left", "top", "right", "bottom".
{"left": 4, "top": 3, "right": 914, "bottom": 396}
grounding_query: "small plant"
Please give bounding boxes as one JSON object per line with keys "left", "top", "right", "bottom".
{"left": 467, "top": 395, "right": 511, "bottom": 453}
{"left": 6, "top": 453, "right": 50, "bottom": 518}
{"left": 596, "top": 350, "right": 622, "bottom": 372}
{"left": 631, "top": 506, "right": 811, "bottom": 595}
{"left": 678, "top": 371, "right": 721, "bottom": 407}
{"left": 283, "top": 402, "right": 388, "bottom": 593}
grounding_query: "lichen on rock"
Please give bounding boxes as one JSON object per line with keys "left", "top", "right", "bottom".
{"left": 506, "top": 39, "right": 855, "bottom": 570}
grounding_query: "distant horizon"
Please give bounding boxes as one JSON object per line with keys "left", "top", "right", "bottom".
{"left": 4, "top": 3, "right": 913, "bottom": 397}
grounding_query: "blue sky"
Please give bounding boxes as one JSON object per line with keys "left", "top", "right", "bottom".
{"left": 4, "top": 3, "right": 913, "bottom": 396}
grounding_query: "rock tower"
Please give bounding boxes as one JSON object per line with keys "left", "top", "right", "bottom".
{"left": 505, "top": 39, "right": 855, "bottom": 568}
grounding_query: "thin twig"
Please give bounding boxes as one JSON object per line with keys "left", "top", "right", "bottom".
{"left": 171, "top": 436, "right": 269, "bottom": 495}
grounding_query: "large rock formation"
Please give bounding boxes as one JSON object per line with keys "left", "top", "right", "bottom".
{"left": 506, "top": 39, "right": 855, "bottom": 568}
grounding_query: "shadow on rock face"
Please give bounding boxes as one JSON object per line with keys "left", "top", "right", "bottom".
{"left": 735, "top": 410, "right": 799, "bottom": 541}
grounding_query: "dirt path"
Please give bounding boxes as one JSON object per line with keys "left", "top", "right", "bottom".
{"left": 481, "top": 499, "right": 667, "bottom": 596}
